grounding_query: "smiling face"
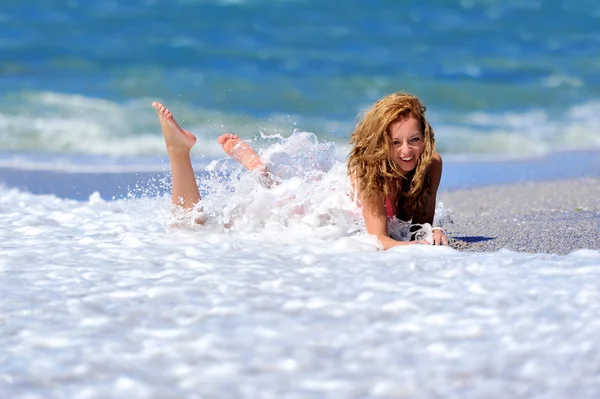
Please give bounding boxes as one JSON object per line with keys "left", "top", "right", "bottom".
{"left": 388, "top": 116, "right": 424, "bottom": 173}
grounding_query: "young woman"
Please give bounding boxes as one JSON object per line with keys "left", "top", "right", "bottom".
{"left": 152, "top": 91, "right": 448, "bottom": 250}
{"left": 347, "top": 92, "right": 448, "bottom": 248}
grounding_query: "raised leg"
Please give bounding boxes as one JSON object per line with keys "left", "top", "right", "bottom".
{"left": 217, "top": 133, "right": 265, "bottom": 171}
{"left": 218, "top": 133, "right": 277, "bottom": 188}
{"left": 152, "top": 102, "right": 201, "bottom": 210}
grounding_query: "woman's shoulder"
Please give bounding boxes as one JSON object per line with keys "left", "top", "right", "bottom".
{"left": 426, "top": 151, "right": 443, "bottom": 187}
{"left": 427, "top": 152, "right": 442, "bottom": 173}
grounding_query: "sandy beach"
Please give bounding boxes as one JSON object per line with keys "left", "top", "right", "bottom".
{"left": 441, "top": 178, "right": 600, "bottom": 254}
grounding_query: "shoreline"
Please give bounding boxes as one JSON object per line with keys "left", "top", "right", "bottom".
{"left": 440, "top": 178, "right": 600, "bottom": 254}
{"left": 1, "top": 149, "right": 599, "bottom": 201}
{"left": 1, "top": 152, "right": 599, "bottom": 255}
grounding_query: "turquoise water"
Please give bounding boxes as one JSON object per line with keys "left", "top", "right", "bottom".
{"left": 1, "top": 0, "right": 599, "bottom": 160}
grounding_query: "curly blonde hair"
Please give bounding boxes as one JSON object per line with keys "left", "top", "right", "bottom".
{"left": 347, "top": 92, "right": 436, "bottom": 216}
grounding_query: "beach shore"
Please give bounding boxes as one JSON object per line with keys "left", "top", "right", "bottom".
{"left": 440, "top": 178, "right": 600, "bottom": 254}
{"left": 1, "top": 162, "right": 599, "bottom": 255}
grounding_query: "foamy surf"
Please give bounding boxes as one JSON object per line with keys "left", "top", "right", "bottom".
{"left": 1, "top": 133, "right": 599, "bottom": 399}
{"left": 2, "top": 181, "right": 600, "bottom": 398}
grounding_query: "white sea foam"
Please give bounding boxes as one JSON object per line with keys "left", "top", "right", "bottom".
{"left": 2, "top": 185, "right": 600, "bottom": 398}
{"left": 2, "top": 136, "right": 600, "bottom": 398}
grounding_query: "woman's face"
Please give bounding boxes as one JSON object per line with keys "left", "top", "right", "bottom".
{"left": 388, "top": 116, "right": 424, "bottom": 173}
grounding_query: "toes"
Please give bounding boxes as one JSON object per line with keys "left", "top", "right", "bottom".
{"left": 218, "top": 133, "right": 241, "bottom": 147}
{"left": 153, "top": 102, "right": 166, "bottom": 113}
{"left": 159, "top": 105, "right": 171, "bottom": 118}
{"left": 218, "top": 133, "right": 235, "bottom": 145}
{"left": 153, "top": 102, "right": 175, "bottom": 120}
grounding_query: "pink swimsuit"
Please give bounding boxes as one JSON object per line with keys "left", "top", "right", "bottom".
{"left": 385, "top": 197, "right": 396, "bottom": 219}
{"left": 386, "top": 196, "right": 412, "bottom": 223}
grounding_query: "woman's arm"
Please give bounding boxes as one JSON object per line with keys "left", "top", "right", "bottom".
{"left": 412, "top": 152, "right": 448, "bottom": 245}
{"left": 362, "top": 194, "right": 428, "bottom": 250}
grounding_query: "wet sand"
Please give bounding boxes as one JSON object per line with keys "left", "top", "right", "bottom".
{"left": 440, "top": 178, "right": 600, "bottom": 254}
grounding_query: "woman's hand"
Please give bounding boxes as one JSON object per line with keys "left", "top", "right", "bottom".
{"left": 409, "top": 240, "right": 430, "bottom": 245}
{"left": 432, "top": 228, "right": 449, "bottom": 245}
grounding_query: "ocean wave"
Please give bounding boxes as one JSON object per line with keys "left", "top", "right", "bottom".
{"left": 437, "top": 102, "right": 600, "bottom": 155}
{"left": 0, "top": 91, "right": 315, "bottom": 158}
{"left": 1, "top": 91, "right": 600, "bottom": 160}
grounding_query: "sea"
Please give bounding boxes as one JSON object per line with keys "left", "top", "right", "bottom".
{"left": 1, "top": 0, "right": 600, "bottom": 398}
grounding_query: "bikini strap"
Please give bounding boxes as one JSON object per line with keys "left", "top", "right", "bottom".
{"left": 385, "top": 196, "right": 395, "bottom": 219}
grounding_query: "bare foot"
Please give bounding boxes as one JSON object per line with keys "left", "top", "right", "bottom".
{"left": 218, "top": 133, "right": 264, "bottom": 171}
{"left": 152, "top": 102, "right": 197, "bottom": 153}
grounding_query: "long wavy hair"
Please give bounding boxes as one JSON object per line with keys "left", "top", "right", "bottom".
{"left": 347, "top": 92, "right": 436, "bottom": 217}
